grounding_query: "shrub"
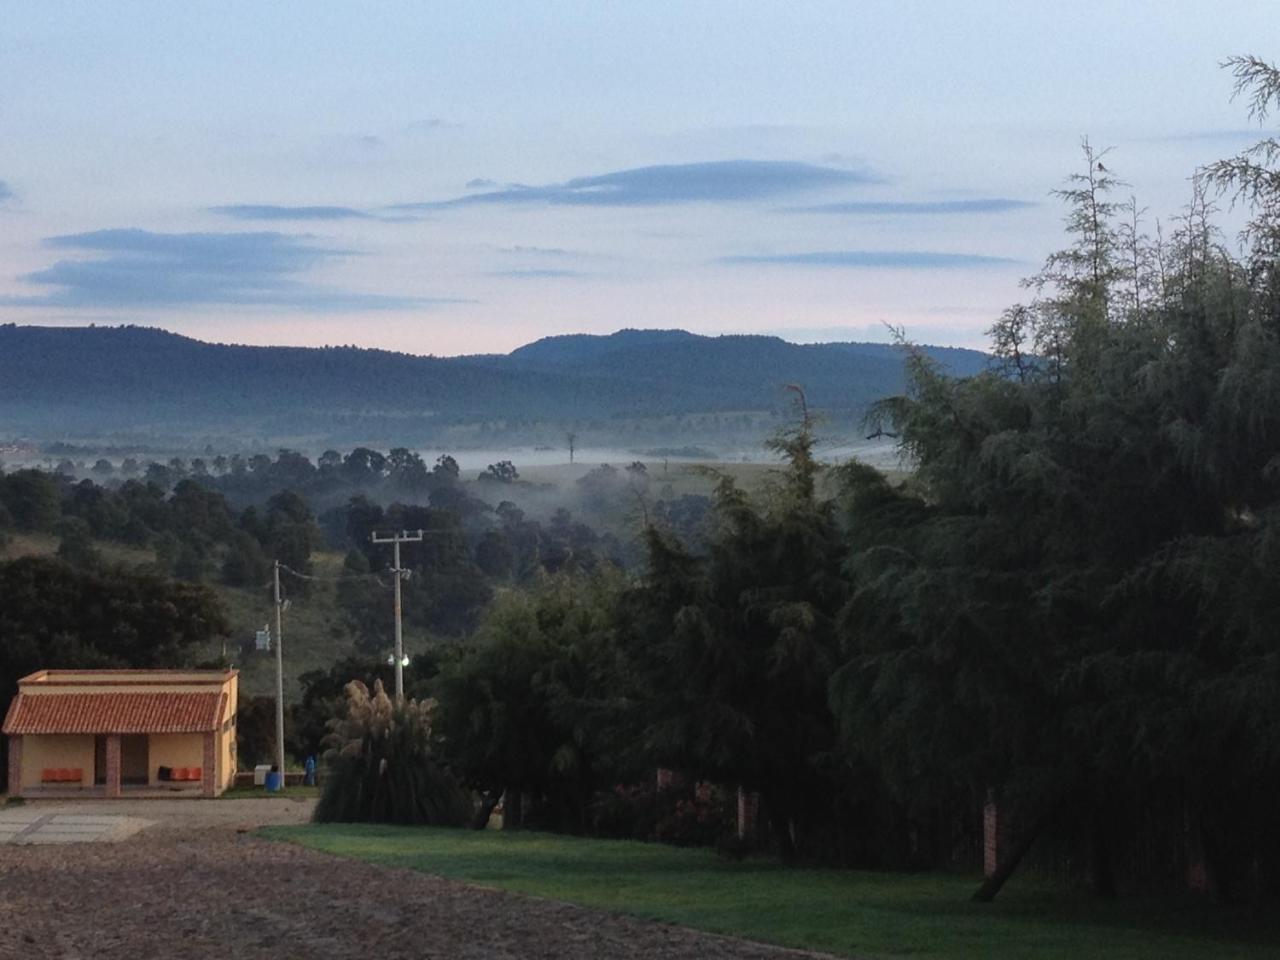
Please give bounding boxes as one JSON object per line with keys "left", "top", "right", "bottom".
{"left": 314, "top": 679, "right": 470, "bottom": 826}
{"left": 589, "top": 781, "right": 736, "bottom": 847}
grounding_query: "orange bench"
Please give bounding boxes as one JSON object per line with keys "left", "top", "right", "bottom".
{"left": 40, "top": 768, "right": 84, "bottom": 783}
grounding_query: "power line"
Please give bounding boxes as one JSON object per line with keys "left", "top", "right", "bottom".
{"left": 275, "top": 563, "right": 388, "bottom": 585}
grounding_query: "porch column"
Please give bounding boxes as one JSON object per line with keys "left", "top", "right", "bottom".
{"left": 105, "top": 734, "right": 122, "bottom": 798}
{"left": 6, "top": 735, "right": 22, "bottom": 798}
{"left": 202, "top": 732, "right": 216, "bottom": 798}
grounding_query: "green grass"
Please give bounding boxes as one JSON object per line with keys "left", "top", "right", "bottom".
{"left": 259, "top": 824, "right": 1279, "bottom": 960}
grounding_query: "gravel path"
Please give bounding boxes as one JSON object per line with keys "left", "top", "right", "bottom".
{"left": 0, "top": 799, "right": 831, "bottom": 959}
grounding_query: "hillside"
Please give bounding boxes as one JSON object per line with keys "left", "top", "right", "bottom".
{"left": 0, "top": 324, "right": 988, "bottom": 448}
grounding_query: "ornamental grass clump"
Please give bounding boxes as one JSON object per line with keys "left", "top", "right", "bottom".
{"left": 313, "top": 679, "right": 470, "bottom": 826}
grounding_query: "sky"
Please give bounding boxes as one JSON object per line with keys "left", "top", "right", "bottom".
{"left": 0, "top": 2, "right": 1274, "bottom": 355}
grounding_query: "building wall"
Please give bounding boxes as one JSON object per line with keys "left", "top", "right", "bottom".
{"left": 148, "top": 733, "right": 204, "bottom": 784}
{"left": 218, "top": 720, "right": 237, "bottom": 786}
{"left": 221, "top": 678, "right": 238, "bottom": 785}
{"left": 20, "top": 734, "right": 95, "bottom": 788}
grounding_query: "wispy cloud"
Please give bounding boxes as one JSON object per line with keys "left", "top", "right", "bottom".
{"left": 3, "top": 228, "right": 448, "bottom": 310}
{"left": 498, "top": 245, "right": 580, "bottom": 257}
{"left": 406, "top": 117, "right": 462, "bottom": 133}
{"left": 787, "top": 198, "right": 1034, "bottom": 215}
{"left": 487, "top": 268, "right": 586, "bottom": 279}
{"left": 209, "top": 204, "right": 373, "bottom": 221}
{"left": 392, "top": 160, "right": 880, "bottom": 210}
{"left": 0, "top": 180, "right": 13, "bottom": 203}
{"left": 721, "top": 250, "right": 1021, "bottom": 269}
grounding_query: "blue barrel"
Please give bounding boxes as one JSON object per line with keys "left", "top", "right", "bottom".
{"left": 265, "top": 771, "right": 283, "bottom": 792}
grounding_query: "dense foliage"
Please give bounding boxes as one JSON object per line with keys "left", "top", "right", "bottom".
{"left": 423, "top": 60, "right": 1280, "bottom": 903}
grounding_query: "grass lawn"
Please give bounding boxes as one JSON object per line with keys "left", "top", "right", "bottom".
{"left": 260, "top": 824, "right": 1278, "bottom": 960}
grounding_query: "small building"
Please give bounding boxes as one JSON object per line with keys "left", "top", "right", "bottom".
{"left": 3, "top": 669, "right": 238, "bottom": 798}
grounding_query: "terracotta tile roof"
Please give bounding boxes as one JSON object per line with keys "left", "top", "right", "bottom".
{"left": 2, "top": 692, "right": 226, "bottom": 735}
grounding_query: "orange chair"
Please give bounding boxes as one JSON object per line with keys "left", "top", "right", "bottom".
{"left": 41, "top": 768, "right": 57, "bottom": 783}
{"left": 56, "top": 769, "right": 72, "bottom": 782}
{"left": 189, "top": 767, "right": 203, "bottom": 781}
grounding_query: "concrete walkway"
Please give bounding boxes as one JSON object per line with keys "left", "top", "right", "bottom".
{"left": 0, "top": 807, "right": 153, "bottom": 844}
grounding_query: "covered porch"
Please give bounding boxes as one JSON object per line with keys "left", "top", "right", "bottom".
{"left": 4, "top": 677, "right": 231, "bottom": 799}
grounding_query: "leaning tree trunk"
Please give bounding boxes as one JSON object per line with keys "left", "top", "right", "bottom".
{"left": 973, "top": 806, "right": 1055, "bottom": 902}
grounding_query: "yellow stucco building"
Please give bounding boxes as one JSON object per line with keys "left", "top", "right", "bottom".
{"left": 3, "top": 669, "right": 238, "bottom": 798}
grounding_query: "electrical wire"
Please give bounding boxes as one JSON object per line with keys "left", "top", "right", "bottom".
{"left": 273, "top": 563, "right": 393, "bottom": 587}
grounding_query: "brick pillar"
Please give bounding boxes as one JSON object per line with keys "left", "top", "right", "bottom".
{"left": 202, "top": 732, "right": 217, "bottom": 797}
{"left": 7, "top": 735, "right": 22, "bottom": 798}
{"left": 983, "top": 791, "right": 1007, "bottom": 878}
{"left": 105, "top": 735, "right": 122, "bottom": 798}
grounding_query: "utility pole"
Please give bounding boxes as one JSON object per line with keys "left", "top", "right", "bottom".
{"left": 273, "top": 560, "right": 286, "bottom": 782}
{"left": 371, "top": 529, "right": 423, "bottom": 701}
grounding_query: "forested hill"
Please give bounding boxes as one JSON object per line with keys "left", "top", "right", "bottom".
{"left": 0, "top": 324, "right": 987, "bottom": 444}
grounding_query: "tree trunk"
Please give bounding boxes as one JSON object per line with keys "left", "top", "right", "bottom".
{"left": 972, "top": 807, "right": 1052, "bottom": 902}
{"left": 504, "top": 789, "right": 523, "bottom": 831}
{"left": 1091, "top": 811, "right": 1117, "bottom": 899}
{"left": 769, "top": 802, "right": 797, "bottom": 863}
{"left": 471, "top": 788, "right": 502, "bottom": 830}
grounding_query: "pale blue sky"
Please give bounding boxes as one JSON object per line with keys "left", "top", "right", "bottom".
{"left": 0, "top": 2, "right": 1273, "bottom": 353}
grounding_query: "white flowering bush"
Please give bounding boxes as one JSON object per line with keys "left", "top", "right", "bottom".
{"left": 313, "top": 679, "right": 470, "bottom": 825}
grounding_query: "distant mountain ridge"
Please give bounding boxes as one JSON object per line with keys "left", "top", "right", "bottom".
{"left": 0, "top": 324, "right": 988, "bottom": 446}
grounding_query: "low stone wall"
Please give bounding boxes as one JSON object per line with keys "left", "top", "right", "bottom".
{"left": 232, "top": 771, "right": 310, "bottom": 788}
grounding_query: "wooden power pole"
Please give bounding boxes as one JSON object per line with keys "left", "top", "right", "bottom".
{"left": 371, "top": 529, "right": 423, "bottom": 701}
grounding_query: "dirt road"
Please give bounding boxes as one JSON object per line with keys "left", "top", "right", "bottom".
{"left": 0, "top": 798, "right": 826, "bottom": 959}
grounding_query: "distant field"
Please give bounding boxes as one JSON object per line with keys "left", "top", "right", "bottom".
{"left": 516, "top": 459, "right": 778, "bottom": 492}
{"left": 263, "top": 824, "right": 1280, "bottom": 960}
{"left": 0, "top": 531, "right": 155, "bottom": 568}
